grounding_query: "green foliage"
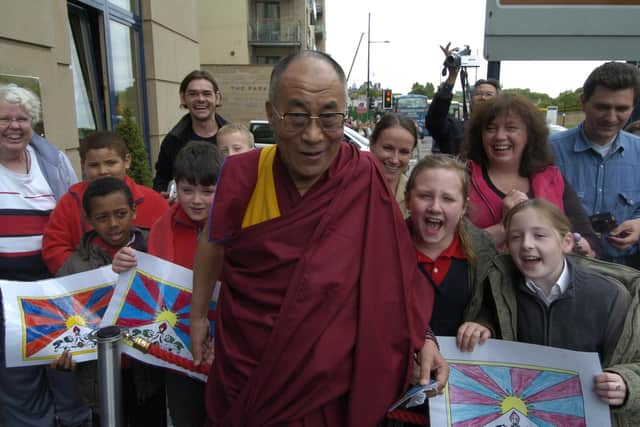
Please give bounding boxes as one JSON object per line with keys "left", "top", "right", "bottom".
{"left": 115, "top": 108, "right": 153, "bottom": 187}
{"left": 409, "top": 82, "right": 435, "bottom": 98}
{"left": 500, "top": 87, "right": 583, "bottom": 112}
{"left": 502, "top": 88, "right": 554, "bottom": 108}
{"left": 554, "top": 88, "right": 583, "bottom": 112}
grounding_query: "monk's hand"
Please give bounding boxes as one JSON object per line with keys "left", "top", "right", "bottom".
{"left": 112, "top": 247, "right": 137, "bottom": 273}
{"left": 456, "top": 322, "right": 491, "bottom": 352}
{"left": 190, "top": 315, "right": 210, "bottom": 366}
{"left": 595, "top": 372, "right": 627, "bottom": 406}
{"left": 417, "top": 339, "right": 449, "bottom": 394}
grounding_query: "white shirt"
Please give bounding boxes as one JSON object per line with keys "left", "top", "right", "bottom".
{"left": 0, "top": 144, "right": 56, "bottom": 255}
{"left": 524, "top": 259, "right": 570, "bottom": 306}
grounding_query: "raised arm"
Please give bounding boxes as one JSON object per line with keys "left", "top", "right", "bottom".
{"left": 190, "top": 219, "right": 224, "bottom": 365}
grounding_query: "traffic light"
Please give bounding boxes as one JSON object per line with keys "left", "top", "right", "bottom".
{"left": 368, "top": 98, "right": 375, "bottom": 110}
{"left": 383, "top": 89, "right": 393, "bottom": 110}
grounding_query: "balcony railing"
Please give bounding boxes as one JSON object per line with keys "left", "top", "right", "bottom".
{"left": 249, "top": 17, "right": 301, "bottom": 45}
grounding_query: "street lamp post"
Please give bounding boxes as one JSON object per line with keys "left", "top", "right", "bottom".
{"left": 366, "top": 12, "right": 389, "bottom": 115}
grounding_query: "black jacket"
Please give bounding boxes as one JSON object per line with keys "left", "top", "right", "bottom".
{"left": 153, "top": 113, "right": 227, "bottom": 191}
{"left": 425, "top": 85, "right": 465, "bottom": 155}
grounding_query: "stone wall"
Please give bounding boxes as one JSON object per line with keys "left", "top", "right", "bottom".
{"left": 202, "top": 64, "right": 274, "bottom": 125}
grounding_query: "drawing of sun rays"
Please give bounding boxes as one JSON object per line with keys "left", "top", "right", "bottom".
{"left": 114, "top": 270, "right": 216, "bottom": 352}
{"left": 445, "top": 361, "right": 586, "bottom": 427}
{"left": 20, "top": 285, "right": 114, "bottom": 358}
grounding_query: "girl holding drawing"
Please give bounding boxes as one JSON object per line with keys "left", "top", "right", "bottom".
{"left": 475, "top": 199, "right": 640, "bottom": 425}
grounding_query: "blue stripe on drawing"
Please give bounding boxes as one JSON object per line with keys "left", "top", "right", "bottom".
{"left": 84, "top": 305, "right": 109, "bottom": 324}
{"left": 21, "top": 301, "right": 65, "bottom": 320}
{"left": 120, "top": 304, "right": 156, "bottom": 321}
{"left": 26, "top": 323, "right": 65, "bottom": 342}
{"left": 449, "top": 366, "right": 503, "bottom": 401}
{"left": 84, "top": 286, "right": 112, "bottom": 312}
{"left": 48, "top": 296, "right": 75, "bottom": 317}
{"left": 175, "top": 306, "right": 190, "bottom": 315}
{"left": 521, "top": 371, "right": 574, "bottom": 398}
{"left": 528, "top": 415, "right": 561, "bottom": 427}
{"left": 529, "top": 396, "right": 585, "bottom": 418}
{"left": 161, "top": 284, "right": 179, "bottom": 311}
{"left": 450, "top": 403, "right": 500, "bottom": 424}
{"left": 480, "top": 365, "right": 512, "bottom": 395}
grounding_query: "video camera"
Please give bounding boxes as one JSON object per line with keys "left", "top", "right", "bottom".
{"left": 443, "top": 45, "right": 472, "bottom": 69}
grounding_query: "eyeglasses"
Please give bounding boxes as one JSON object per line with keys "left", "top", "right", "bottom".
{"left": 0, "top": 116, "right": 30, "bottom": 127}
{"left": 271, "top": 105, "right": 345, "bottom": 133}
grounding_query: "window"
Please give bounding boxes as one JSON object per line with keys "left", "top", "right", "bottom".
{"left": 255, "top": 56, "right": 281, "bottom": 65}
{"left": 256, "top": 1, "right": 280, "bottom": 41}
{"left": 68, "top": 4, "right": 106, "bottom": 139}
{"left": 67, "top": 0, "right": 148, "bottom": 150}
{"left": 108, "top": 20, "right": 142, "bottom": 123}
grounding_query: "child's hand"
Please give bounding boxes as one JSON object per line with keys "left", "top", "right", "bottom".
{"left": 50, "top": 349, "right": 75, "bottom": 371}
{"left": 112, "top": 247, "right": 138, "bottom": 273}
{"left": 456, "top": 322, "right": 491, "bottom": 352}
{"left": 595, "top": 372, "right": 627, "bottom": 406}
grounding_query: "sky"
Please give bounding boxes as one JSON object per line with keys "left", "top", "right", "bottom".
{"left": 324, "top": 0, "right": 604, "bottom": 98}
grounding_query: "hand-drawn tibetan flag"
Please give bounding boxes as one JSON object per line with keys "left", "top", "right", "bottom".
{"left": 100, "top": 251, "right": 218, "bottom": 381}
{"left": 428, "top": 337, "right": 611, "bottom": 427}
{"left": 0, "top": 266, "right": 117, "bottom": 367}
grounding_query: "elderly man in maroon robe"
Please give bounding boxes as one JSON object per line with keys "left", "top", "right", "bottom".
{"left": 190, "top": 50, "right": 448, "bottom": 427}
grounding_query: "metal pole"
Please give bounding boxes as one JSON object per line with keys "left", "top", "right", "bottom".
{"left": 93, "top": 326, "right": 124, "bottom": 427}
{"left": 487, "top": 61, "right": 501, "bottom": 81}
{"left": 346, "top": 32, "right": 365, "bottom": 82}
{"left": 366, "top": 12, "right": 370, "bottom": 111}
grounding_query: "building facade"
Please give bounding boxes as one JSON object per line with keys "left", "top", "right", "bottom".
{"left": 1, "top": 0, "right": 325, "bottom": 174}
{"left": 199, "top": 0, "right": 326, "bottom": 124}
{"left": 1, "top": 0, "right": 201, "bottom": 174}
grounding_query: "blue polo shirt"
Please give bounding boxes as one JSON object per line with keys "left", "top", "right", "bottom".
{"left": 550, "top": 122, "right": 640, "bottom": 262}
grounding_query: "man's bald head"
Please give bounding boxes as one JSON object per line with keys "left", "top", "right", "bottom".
{"left": 268, "top": 51, "right": 348, "bottom": 104}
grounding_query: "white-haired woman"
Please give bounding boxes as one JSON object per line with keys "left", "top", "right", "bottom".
{"left": 0, "top": 84, "right": 80, "bottom": 426}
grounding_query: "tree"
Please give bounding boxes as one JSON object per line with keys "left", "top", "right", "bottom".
{"left": 554, "top": 88, "right": 583, "bottom": 112}
{"left": 502, "top": 88, "right": 553, "bottom": 107}
{"left": 115, "top": 107, "right": 153, "bottom": 187}
{"left": 409, "top": 82, "right": 435, "bottom": 98}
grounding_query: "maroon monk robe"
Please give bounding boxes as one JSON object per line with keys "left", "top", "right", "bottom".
{"left": 206, "top": 143, "right": 434, "bottom": 426}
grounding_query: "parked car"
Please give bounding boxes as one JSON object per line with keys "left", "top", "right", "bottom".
{"left": 548, "top": 124, "right": 568, "bottom": 135}
{"left": 249, "top": 120, "right": 369, "bottom": 151}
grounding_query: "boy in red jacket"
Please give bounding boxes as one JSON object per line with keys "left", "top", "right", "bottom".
{"left": 42, "top": 131, "right": 168, "bottom": 274}
{"left": 113, "top": 140, "right": 222, "bottom": 427}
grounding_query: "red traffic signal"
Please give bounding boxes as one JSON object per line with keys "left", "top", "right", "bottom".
{"left": 383, "top": 89, "right": 393, "bottom": 109}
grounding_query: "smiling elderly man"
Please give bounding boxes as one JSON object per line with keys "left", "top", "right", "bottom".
{"left": 190, "top": 50, "right": 448, "bottom": 427}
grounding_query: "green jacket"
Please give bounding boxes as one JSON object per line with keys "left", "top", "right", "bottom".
{"left": 459, "top": 219, "right": 499, "bottom": 323}
{"left": 479, "top": 253, "right": 640, "bottom": 426}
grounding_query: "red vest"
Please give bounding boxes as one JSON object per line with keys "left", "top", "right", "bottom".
{"left": 468, "top": 160, "right": 565, "bottom": 228}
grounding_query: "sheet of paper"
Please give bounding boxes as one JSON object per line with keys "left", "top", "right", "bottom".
{"left": 0, "top": 266, "right": 117, "bottom": 366}
{"left": 100, "top": 251, "right": 218, "bottom": 381}
{"left": 429, "top": 337, "right": 611, "bottom": 427}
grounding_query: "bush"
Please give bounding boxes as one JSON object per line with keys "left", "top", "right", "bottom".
{"left": 115, "top": 108, "right": 153, "bottom": 187}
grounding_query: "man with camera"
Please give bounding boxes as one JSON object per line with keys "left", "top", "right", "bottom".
{"left": 551, "top": 62, "right": 640, "bottom": 267}
{"left": 426, "top": 42, "right": 500, "bottom": 154}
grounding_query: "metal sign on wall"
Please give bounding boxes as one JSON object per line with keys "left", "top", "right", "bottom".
{"left": 484, "top": 0, "right": 640, "bottom": 60}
